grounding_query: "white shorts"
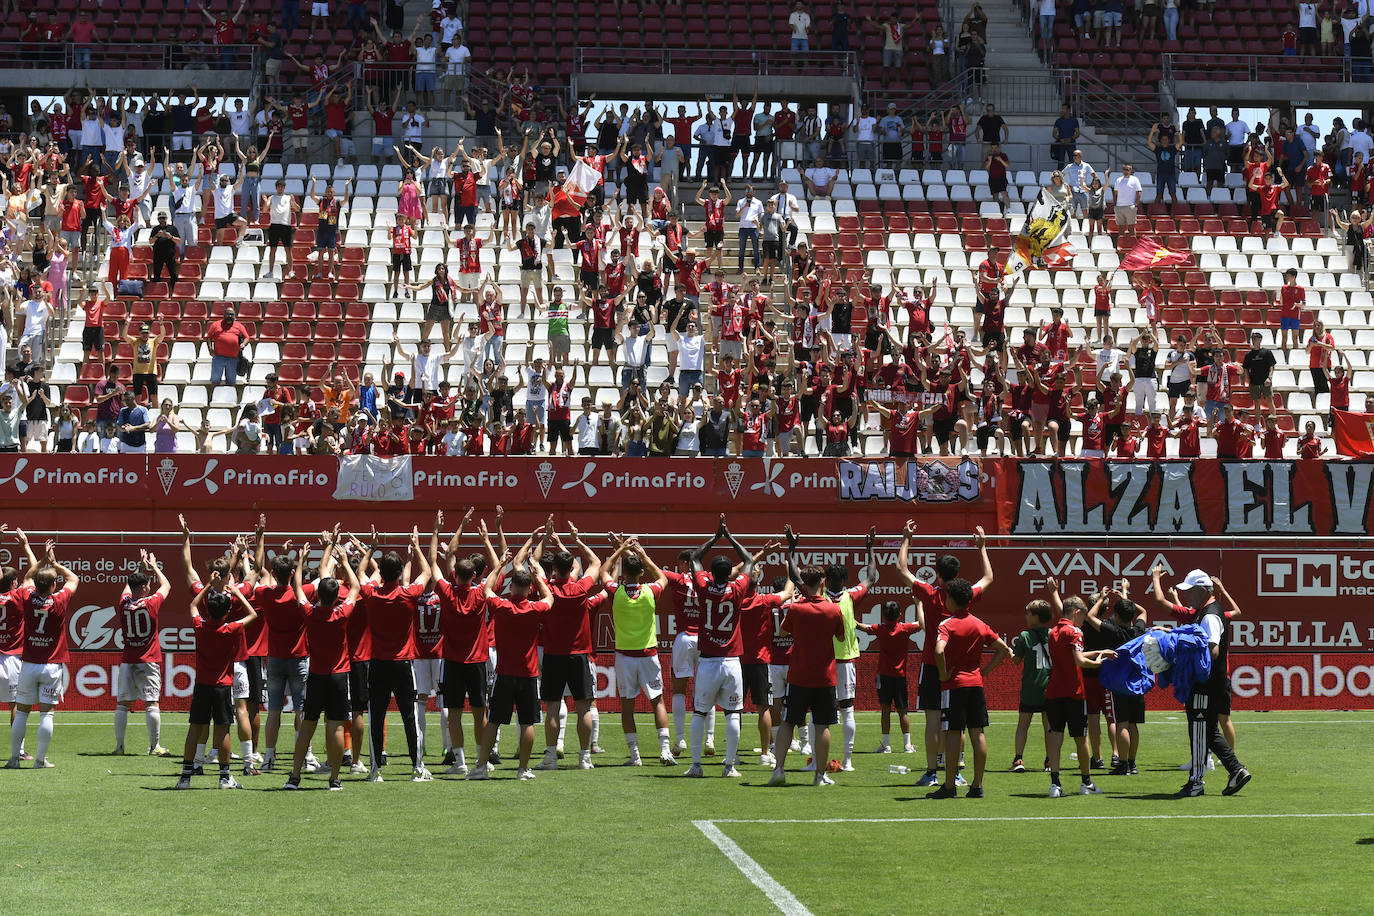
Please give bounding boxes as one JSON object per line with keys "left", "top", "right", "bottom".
{"left": 457, "top": 271, "right": 481, "bottom": 291}
{"left": 117, "top": 662, "right": 162, "bottom": 703}
{"left": 0, "top": 654, "right": 19, "bottom": 703}
{"left": 312, "top": 1, "right": 329, "bottom": 13}
{"left": 615, "top": 653, "right": 664, "bottom": 700}
{"left": 831, "top": 333, "right": 853, "bottom": 352}
{"left": 768, "top": 664, "right": 789, "bottom": 701}
{"left": 172, "top": 131, "right": 192, "bottom": 151}
{"left": 17, "top": 661, "right": 67, "bottom": 706}
{"left": 836, "top": 659, "right": 857, "bottom": 703}
{"left": 671, "top": 631, "right": 700, "bottom": 679}
{"left": 664, "top": 333, "right": 680, "bottom": 354}
{"left": 1132, "top": 377, "right": 1158, "bottom": 414}
{"left": 232, "top": 661, "right": 250, "bottom": 701}
{"left": 413, "top": 657, "right": 443, "bottom": 696}
{"left": 693, "top": 656, "right": 743, "bottom": 713}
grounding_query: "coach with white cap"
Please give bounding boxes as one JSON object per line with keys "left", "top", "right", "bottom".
{"left": 1170, "top": 568, "right": 1250, "bottom": 798}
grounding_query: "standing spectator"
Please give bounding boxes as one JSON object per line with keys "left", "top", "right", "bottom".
{"left": 93, "top": 364, "right": 125, "bottom": 452}
{"left": 1224, "top": 108, "right": 1249, "bottom": 172}
{"left": 1240, "top": 331, "right": 1277, "bottom": 416}
{"left": 865, "top": 11, "right": 919, "bottom": 89}
{"left": 123, "top": 320, "right": 166, "bottom": 401}
{"left": 945, "top": 102, "right": 968, "bottom": 168}
{"left": 851, "top": 104, "right": 878, "bottom": 169}
{"left": 735, "top": 186, "right": 764, "bottom": 273}
{"left": 928, "top": 25, "right": 952, "bottom": 84}
{"left": 204, "top": 306, "right": 248, "bottom": 388}
{"left": 1202, "top": 126, "right": 1228, "bottom": 193}
{"left": 788, "top": 1, "right": 812, "bottom": 50}
{"left": 1064, "top": 149, "right": 1095, "bottom": 217}
{"left": 1037, "top": 0, "right": 1057, "bottom": 49}
{"left": 17, "top": 287, "right": 53, "bottom": 358}
{"left": 1180, "top": 107, "right": 1205, "bottom": 176}
{"left": 984, "top": 144, "right": 1011, "bottom": 210}
{"left": 831, "top": 2, "right": 852, "bottom": 49}
{"left": 200, "top": 1, "right": 248, "bottom": 69}
{"left": 1051, "top": 104, "right": 1079, "bottom": 168}
{"left": 975, "top": 103, "right": 1008, "bottom": 163}
{"left": 1111, "top": 164, "right": 1143, "bottom": 231}
{"left": 878, "top": 104, "right": 905, "bottom": 168}
{"left": 1149, "top": 113, "right": 1182, "bottom": 203}
{"left": 1308, "top": 150, "right": 1332, "bottom": 229}
{"left": 116, "top": 391, "right": 151, "bottom": 454}
{"left": 749, "top": 102, "right": 775, "bottom": 179}
{"left": 1162, "top": 0, "right": 1181, "bottom": 41}
{"left": 147, "top": 213, "right": 181, "bottom": 283}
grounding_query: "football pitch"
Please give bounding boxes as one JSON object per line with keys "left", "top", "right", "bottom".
{"left": 3, "top": 710, "right": 1371, "bottom": 914}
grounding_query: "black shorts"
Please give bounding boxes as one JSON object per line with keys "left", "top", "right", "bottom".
{"left": 303, "top": 671, "right": 351, "bottom": 721}
{"left": 876, "top": 674, "right": 909, "bottom": 709}
{"left": 267, "top": 223, "right": 294, "bottom": 248}
{"left": 391, "top": 251, "right": 412, "bottom": 272}
{"left": 82, "top": 325, "right": 104, "bottom": 353}
{"left": 189, "top": 684, "right": 234, "bottom": 726}
{"left": 989, "top": 176, "right": 1008, "bottom": 194}
{"left": 441, "top": 660, "right": 490, "bottom": 709}
{"left": 704, "top": 228, "right": 724, "bottom": 248}
{"left": 579, "top": 269, "right": 600, "bottom": 291}
{"left": 784, "top": 683, "right": 838, "bottom": 726}
{"left": 540, "top": 653, "right": 595, "bottom": 702}
{"left": 917, "top": 664, "right": 942, "bottom": 711}
{"left": 1167, "top": 378, "right": 1190, "bottom": 398}
{"left": 940, "top": 685, "right": 989, "bottom": 732}
{"left": 348, "top": 660, "right": 370, "bottom": 714}
{"left": 214, "top": 214, "right": 239, "bottom": 230}
{"left": 1310, "top": 194, "right": 1328, "bottom": 212}
{"left": 548, "top": 418, "right": 572, "bottom": 443}
{"left": 1056, "top": 416, "right": 1072, "bottom": 444}
{"left": 762, "top": 240, "right": 781, "bottom": 260}
{"left": 742, "top": 662, "right": 771, "bottom": 706}
{"left": 1046, "top": 695, "right": 1088, "bottom": 736}
{"left": 976, "top": 424, "right": 999, "bottom": 451}
{"left": 1018, "top": 700, "right": 1045, "bottom": 714}
{"left": 1205, "top": 167, "right": 1225, "bottom": 186}
{"left": 1111, "top": 691, "right": 1146, "bottom": 724}
{"left": 316, "top": 225, "right": 338, "bottom": 251}
{"left": 425, "top": 299, "right": 452, "bottom": 323}
{"left": 625, "top": 181, "right": 648, "bottom": 205}
{"left": 933, "top": 417, "right": 957, "bottom": 444}
{"left": 589, "top": 326, "right": 616, "bottom": 350}
{"left": 1261, "top": 210, "right": 1280, "bottom": 231}
{"left": 981, "top": 330, "right": 1005, "bottom": 351}
{"left": 489, "top": 673, "right": 541, "bottom": 726}
{"left": 1215, "top": 679, "right": 1232, "bottom": 716}
{"left": 244, "top": 656, "right": 266, "bottom": 706}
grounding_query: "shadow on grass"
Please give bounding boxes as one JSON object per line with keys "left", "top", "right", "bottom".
{"left": 1355, "top": 837, "right": 1374, "bottom": 845}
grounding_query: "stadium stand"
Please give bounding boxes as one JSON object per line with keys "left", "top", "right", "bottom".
{"left": 1, "top": 0, "right": 1371, "bottom": 460}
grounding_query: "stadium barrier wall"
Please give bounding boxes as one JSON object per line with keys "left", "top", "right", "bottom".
{"left": 3, "top": 454, "right": 1372, "bottom": 710}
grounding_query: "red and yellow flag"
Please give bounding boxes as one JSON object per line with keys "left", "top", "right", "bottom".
{"left": 1119, "top": 236, "right": 1194, "bottom": 271}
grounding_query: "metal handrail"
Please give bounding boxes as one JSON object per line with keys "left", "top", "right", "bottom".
{"left": 1163, "top": 51, "right": 1355, "bottom": 87}
{"left": 575, "top": 46, "right": 859, "bottom": 79}
{"left": 0, "top": 40, "right": 257, "bottom": 71}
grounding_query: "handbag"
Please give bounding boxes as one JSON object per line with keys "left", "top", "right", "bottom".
{"left": 116, "top": 279, "right": 144, "bottom": 296}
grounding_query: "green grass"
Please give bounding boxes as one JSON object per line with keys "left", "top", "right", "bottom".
{"left": 2, "top": 710, "right": 1372, "bottom": 914}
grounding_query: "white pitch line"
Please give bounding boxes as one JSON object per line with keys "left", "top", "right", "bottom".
{"left": 708, "top": 812, "right": 1374, "bottom": 825}
{"left": 693, "top": 820, "right": 813, "bottom": 916}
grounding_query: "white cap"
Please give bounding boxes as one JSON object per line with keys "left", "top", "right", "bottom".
{"left": 1175, "top": 569, "right": 1212, "bottom": 591}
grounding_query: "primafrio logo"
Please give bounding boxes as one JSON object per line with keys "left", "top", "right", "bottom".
{"left": 180, "top": 458, "right": 221, "bottom": 493}
{"left": 748, "top": 457, "right": 786, "bottom": 498}
{"left": 534, "top": 461, "right": 557, "bottom": 499}
{"left": 0, "top": 457, "right": 29, "bottom": 493}
{"left": 69, "top": 604, "right": 121, "bottom": 650}
{"left": 560, "top": 461, "right": 599, "bottom": 497}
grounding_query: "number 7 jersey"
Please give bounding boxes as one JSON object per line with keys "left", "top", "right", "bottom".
{"left": 691, "top": 571, "right": 755, "bottom": 658}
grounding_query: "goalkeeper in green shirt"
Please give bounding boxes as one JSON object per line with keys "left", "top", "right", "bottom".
{"left": 1010, "top": 599, "right": 1052, "bottom": 773}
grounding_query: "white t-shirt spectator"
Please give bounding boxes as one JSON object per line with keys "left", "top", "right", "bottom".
{"left": 677, "top": 333, "right": 704, "bottom": 371}
{"left": 22, "top": 299, "right": 50, "bottom": 337}
{"left": 736, "top": 196, "right": 764, "bottom": 229}
{"left": 1096, "top": 346, "right": 1125, "bottom": 377}
{"left": 574, "top": 413, "right": 601, "bottom": 450}
{"left": 80, "top": 116, "right": 102, "bottom": 146}
{"left": 789, "top": 9, "right": 811, "bottom": 38}
{"left": 102, "top": 120, "right": 124, "bottom": 152}
{"left": 1300, "top": 120, "right": 1320, "bottom": 152}
{"left": 769, "top": 189, "right": 799, "bottom": 220}
{"left": 410, "top": 351, "right": 443, "bottom": 390}
{"left": 439, "top": 14, "right": 463, "bottom": 44}
{"left": 445, "top": 44, "right": 471, "bottom": 76}
{"left": 213, "top": 183, "right": 235, "bottom": 219}
{"left": 1113, "top": 173, "right": 1143, "bottom": 206}
{"left": 415, "top": 44, "right": 437, "bottom": 74}
{"left": 1298, "top": 2, "right": 1318, "bottom": 27}
{"left": 1167, "top": 347, "right": 1194, "bottom": 384}
{"left": 804, "top": 164, "right": 836, "bottom": 194}
{"left": 1224, "top": 118, "right": 1248, "bottom": 145}
{"left": 1349, "top": 129, "right": 1373, "bottom": 165}
{"left": 442, "top": 429, "right": 466, "bottom": 455}
{"left": 228, "top": 109, "right": 252, "bottom": 137}
{"left": 855, "top": 116, "right": 877, "bottom": 142}
{"left": 403, "top": 112, "right": 427, "bottom": 143}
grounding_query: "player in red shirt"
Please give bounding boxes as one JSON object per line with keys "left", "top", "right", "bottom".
{"left": 469, "top": 529, "right": 553, "bottom": 781}
{"left": 685, "top": 517, "right": 755, "bottom": 778}
{"left": 857, "top": 601, "right": 921, "bottom": 754}
{"left": 740, "top": 573, "right": 795, "bottom": 768}
{"left": 664, "top": 547, "right": 714, "bottom": 755}
{"left": 1042, "top": 595, "right": 1114, "bottom": 797}
{"left": 175, "top": 572, "right": 257, "bottom": 789}
{"left": 283, "top": 537, "right": 362, "bottom": 790}
{"left": 357, "top": 527, "right": 433, "bottom": 782}
{"left": 767, "top": 563, "right": 843, "bottom": 787}
{"left": 6, "top": 533, "right": 79, "bottom": 770}
{"left": 532, "top": 522, "right": 605, "bottom": 771}
{"left": 113, "top": 551, "right": 171, "bottom": 757}
{"left": 253, "top": 541, "right": 314, "bottom": 773}
{"left": 928, "top": 577, "right": 1010, "bottom": 798}
{"left": 896, "top": 520, "right": 993, "bottom": 786}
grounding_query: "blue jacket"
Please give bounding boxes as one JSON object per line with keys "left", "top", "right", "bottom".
{"left": 1099, "top": 624, "right": 1212, "bottom": 703}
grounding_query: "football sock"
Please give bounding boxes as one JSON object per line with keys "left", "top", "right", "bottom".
{"left": 902, "top": 731, "right": 911, "bottom": 747}
{"left": 439, "top": 708, "right": 450, "bottom": 750}
{"left": 880, "top": 732, "right": 890, "bottom": 747}
{"left": 690, "top": 712, "right": 705, "bottom": 765}
{"left": 589, "top": 706, "right": 600, "bottom": 747}
{"left": 672, "top": 693, "right": 686, "bottom": 743}
{"left": 146, "top": 707, "right": 161, "bottom": 749}
{"left": 657, "top": 727, "right": 671, "bottom": 755}
{"left": 9, "top": 709, "right": 29, "bottom": 759}
{"left": 415, "top": 701, "right": 428, "bottom": 760}
{"left": 841, "top": 708, "right": 856, "bottom": 762}
{"left": 194, "top": 742, "right": 207, "bottom": 766}
{"left": 114, "top": 706, "right": 129, "bottom": 748}
{"left": 1051, "top": 770, "right": 1061, "bottom": 786}
{"left": 35, "top": 711, "right": 53, "bottom": 761}
{"left": 725, "top": 713, "right": 741, "bottom": 766}
{"left": 770, "top": 725, "right": 779, "bottom": 751}
{"left": 556, "top": 702, "right": 568, "bottom": 745}
{"left": 241, "top": 740, "right": 253, "bottom": 762}
{"left": 456, "top": 747, "right": 466, "bottom": 768}
{"left": 626, "top": 733, "right": 640, "bottom": 755}
{"left": 706, "top": 710, "right": 716, "bottom": 743}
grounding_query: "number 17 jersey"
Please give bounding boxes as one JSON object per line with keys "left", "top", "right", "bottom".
{"left": 691, "top": 571, "right": 754, "bottom": 658}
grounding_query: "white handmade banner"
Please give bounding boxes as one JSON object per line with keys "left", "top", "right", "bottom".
{"left": 333, "top": 455, "right": 415, "bottom": 501}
